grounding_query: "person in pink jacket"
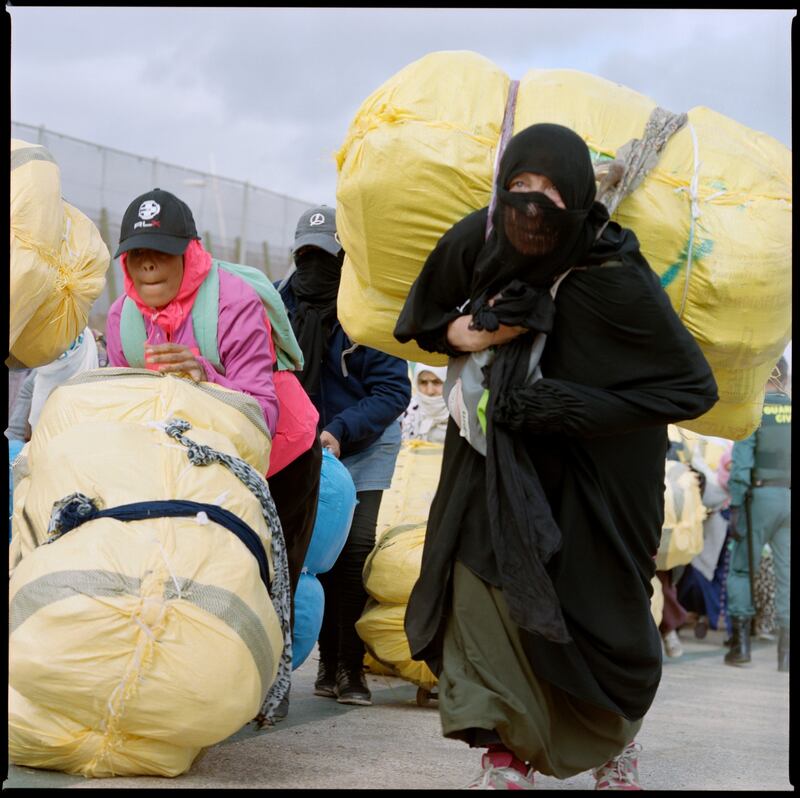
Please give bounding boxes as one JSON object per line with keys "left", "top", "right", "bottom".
{"left": 105, "top": 188, "right": 279, "bottom": 436}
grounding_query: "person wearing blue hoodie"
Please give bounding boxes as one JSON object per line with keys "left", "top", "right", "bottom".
{"left": 277, "top": 205, "right": 411, "bottom": 706}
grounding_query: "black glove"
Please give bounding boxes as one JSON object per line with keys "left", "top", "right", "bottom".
{"left": 728, "top": 505, "right": 743, "bottom": 541}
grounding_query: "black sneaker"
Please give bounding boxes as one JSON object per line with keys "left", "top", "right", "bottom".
{"left": 335, "top": 666, "right": 372, "bottom": 706}
{"left": 314, "top": 660, "right": 337, "bottom": 698}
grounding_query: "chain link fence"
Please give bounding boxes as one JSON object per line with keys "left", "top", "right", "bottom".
{"left": 11, "top": 121, "right": 316, "bottom": 326}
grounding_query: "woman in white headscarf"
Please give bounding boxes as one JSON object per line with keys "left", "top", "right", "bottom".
{"left": 402, "top": 363, "right": 449, "bottom": 444}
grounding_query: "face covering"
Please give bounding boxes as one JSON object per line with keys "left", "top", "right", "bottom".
{"left": 471, "top": 123, "right": 610, "bottom": 299}
{"left": 288, "top": 248, "right": 344, "bottom": 393}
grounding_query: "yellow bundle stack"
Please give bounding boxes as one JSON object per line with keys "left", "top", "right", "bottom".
{"left": 357, "top": 441, "right": 444, "bottom": 691}
{"left": 9, "top": 371, "right": 283, "bottom": 777}
{"left": 10, "top": 139, "right": 109, "bottom": 368}
{"left": 358, "top": 523, "right": 437, "bottom": 691}
{"left": 335, "top": 50, "right": 792, "bottom": 440}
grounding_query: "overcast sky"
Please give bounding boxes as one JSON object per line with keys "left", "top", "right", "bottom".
{"left": 8, "top": 7, "right": 794, "bottom": 208}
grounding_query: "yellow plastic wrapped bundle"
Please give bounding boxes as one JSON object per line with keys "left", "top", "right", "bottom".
{"left": 363, "top": 522, "right": 426, "bottom": 605}
{"left": 656, "top": 459, "right": 707, "bottom": 572}
{"left": 10, "top": 139, "right": 109, "bottom": 368}
{"left": 336, "top": 51, "right": 792, "bottom": 440}
{"left": 8, "top": 370, "right": 283, "bottom": 778}
{"left": 374, "top": 439, "right": 444, "bottom": 539}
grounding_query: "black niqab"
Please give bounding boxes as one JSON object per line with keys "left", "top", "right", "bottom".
{"left": 470, "top": 123, "right": 609, "bottom": 305}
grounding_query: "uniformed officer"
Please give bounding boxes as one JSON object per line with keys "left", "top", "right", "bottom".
{"left": 724, "top": 356, "right": 791, "bottom": 671}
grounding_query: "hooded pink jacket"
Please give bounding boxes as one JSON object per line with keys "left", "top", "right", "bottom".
{"left": 106, "top": 268, "right": 280, "bottom": 437}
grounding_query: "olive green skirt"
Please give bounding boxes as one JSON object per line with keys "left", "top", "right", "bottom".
{"left": 439, "top": 561, "right": 642, "bottom": 778}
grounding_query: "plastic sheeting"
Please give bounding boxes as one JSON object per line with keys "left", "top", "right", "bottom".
{"left": 10, "top": 139, "right": 109, "bottom": 368}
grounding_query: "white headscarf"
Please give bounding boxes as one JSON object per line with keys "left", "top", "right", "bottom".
{"left": 403, "top": 363, "right": 449, "bottom": 443}
{"left": 28, "top": 327, "right": 99, "bottom": 430}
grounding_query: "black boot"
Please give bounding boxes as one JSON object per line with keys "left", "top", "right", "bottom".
{"left": 724, "top": 616, "right": 752, "bottom": 666}
{"left": 335, "top": 664, "right": 372, "bottom": 706}
{"left": 778, "top": 626, "right": 790, "bottom": 672}
{"left": 314, "top": 659, "right": 338, "bottom": 698}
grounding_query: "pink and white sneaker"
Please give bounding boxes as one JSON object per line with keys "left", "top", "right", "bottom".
{"left": 592, "top": 741, "right": 643, "bottom": 790}
{"left": 463, "top": 750, "right": 536, "bottom": 790}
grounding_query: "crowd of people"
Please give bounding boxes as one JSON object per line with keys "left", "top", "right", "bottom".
{"left": 7, "top": 121, "right": 791, "bottom": 790}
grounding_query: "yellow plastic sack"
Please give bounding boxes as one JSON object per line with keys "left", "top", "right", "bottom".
{"left": 335, "top": 51, "right": 792, "bottom": 440}
{"left": 8, "top": 370, "right": 283, "bottom": 778}
{"left": 656, "top": 460, "right": 707, "bottom": 572}
{"left": 356, "top": 601, "right": 437, "bottom": 691}
{"left": 10, "top": 139, "right": 109, "bottom": 368}
{"left": 374, "top": 439, "right": 444, "bottom": 540}
{"left": 363, "top": 522, "right": 426, "bottom": 606}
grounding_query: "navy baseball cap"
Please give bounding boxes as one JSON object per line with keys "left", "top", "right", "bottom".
{"left": 114, "top": 188, "right": 198, "bottom": 258}
{"left": 292, "top": 205, "right": 342, "bottom": 256}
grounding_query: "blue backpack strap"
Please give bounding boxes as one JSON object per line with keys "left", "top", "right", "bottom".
{"left": 214, "top": 259, "right": 304, "bottom": 372}
{"left": 119, "top": 297, "right": 147, "bottom": 368}
{"left": 191, "top": 261, "right": 223, "bottom": 373}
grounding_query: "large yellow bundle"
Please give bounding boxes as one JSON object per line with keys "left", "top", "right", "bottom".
{"left": 336, "top": 51, "right": 792, "bottom": 440}
{"left": 374, "top": 439, "right": 444, "bottom": 539}
{"left": 9, "top": 370, "right": 283, "bottom": 777}
{"left": 656, "top": 460, "right": 707, "bottom": 572}
{"left": 9, "top": 139, "right": 109, "bottom": 368}
{"left": 363, "top": 522, "right": 426, "bottom": 605}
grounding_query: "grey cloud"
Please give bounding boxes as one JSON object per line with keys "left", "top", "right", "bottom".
{"left": 9, "top": 7, "right": 793, "bottom": 206}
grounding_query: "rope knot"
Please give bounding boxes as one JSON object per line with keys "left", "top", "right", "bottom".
{"left": 47, "top": 492, "right": 100, "bottom": 542}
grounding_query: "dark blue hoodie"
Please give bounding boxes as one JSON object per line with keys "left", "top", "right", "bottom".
{"left": 278, "top": 281, "right": 411, "bottom": 459}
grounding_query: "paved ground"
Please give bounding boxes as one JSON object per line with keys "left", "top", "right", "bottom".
{"left": 5, "top": 628, "right": 792, "bottom": 790}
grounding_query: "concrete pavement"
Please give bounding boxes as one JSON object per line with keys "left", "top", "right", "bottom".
{"left": 4, "top": 627, "right": 792, "bottom": 790}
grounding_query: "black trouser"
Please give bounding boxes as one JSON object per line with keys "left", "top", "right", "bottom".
{"left": 268, "top": 436, "right": 323, "bottom": 625}
{"left": 317, "top": 489, "right": 383, "bottom": 670}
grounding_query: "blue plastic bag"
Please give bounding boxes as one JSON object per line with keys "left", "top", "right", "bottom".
{"left": 291, "top": 449, "right": 356, "bottom": 668}
{"left": 303, "top": 448, "right": 356, "bottom": 573}
{"left": 292, "top": 570, "right": 325, "bottom": 670}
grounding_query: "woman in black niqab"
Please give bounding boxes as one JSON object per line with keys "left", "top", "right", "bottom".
{"left": 393, "top": 123, "right": 718, "bottom": 787}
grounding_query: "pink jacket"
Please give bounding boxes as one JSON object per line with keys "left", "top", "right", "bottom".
{"left": 106, "top": 268, "right": 280, "bottom": 437}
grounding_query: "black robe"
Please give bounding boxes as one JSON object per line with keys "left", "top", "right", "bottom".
{"left": 394, "top": 207, "right": 718, "bottom": 721}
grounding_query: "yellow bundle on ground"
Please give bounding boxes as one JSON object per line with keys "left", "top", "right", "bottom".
{"left": 10, "top": 139, "right": 109, "bottom": 368}
{"left": 336, "top": 50, "right": 792, "bottom": 440}
{"left": 8, "top": 370, "right": 283, "bottom": 778}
